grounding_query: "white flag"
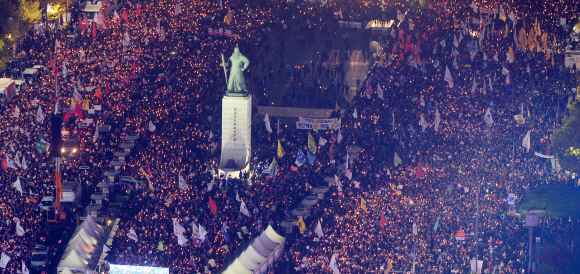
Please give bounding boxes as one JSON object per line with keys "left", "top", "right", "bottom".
{"left": 6, "top": 156, "right": 15, "bottom": 169}
{"left": 174, "top": 2, "right": 182, "bottom": 15}
{"left": 79, "top": 48, "right": 86, "bottom": 61}
{"left": 31, "top": 97, "right": 37, "bottom": 107}
{"left": 387, "top": 168, "right": 392, "bottom": 179}
{"left": 319, "top": 137, "right": 327, "bottom": 146}
{"left": 103, "top": 245, "right": 111, "bottom": 253}
{"left": 264, "top": 113, "right": 273, "bottom": 133}
{"left": 177, "top": 234, "right": 188, "bottom": 246}
{"left": 21, "top": 155, "right": 27, "bottom": 170}
{"left": 198, "top": 224, "right": 208, "bottom": 242}
{"left": 353, "top": 109, "right": 358, "bottom": 118}
{"left": 240, "top": 200, "right": 251, "bottom": 217}
{"left": 21, "top": 261, "right": 29, "bottom": 274}
{"left": 444, "top": 66, "right": 454, "bottom": 88}
{"left": 191, "top": 222, "right": 200, "bottom": 239}
{"left": 13, "top": 177, "right": 22, "bottom": 194}
{"left": 412, "top": 222, "right": 418, "bottom": 235}
{"left": 36, "top": 106, "right": 45, "bottom": 124}
{"left": 173, "top": 219, "right": 186, "bottom": 236}
{"left": 235, "top": 191, "right": 240, "bottom": 202}
{"left": 333, "top": 118, "right": 341, "bottom": 131}
{"left": 433, "top": 59, "right": 439, "bottom": 68}
{"left": 337, "top": 129, "right": 343, "bottom": 143}
{"left": 128, "top": 227, "right": 138, "bottom": 242}
{"left": 329, "top": 253, "right": 340, "bottom": 274}
{"left": 377, "top": 84, "right": 384, "bottom": 99}
{"left": 522, "top": 131, "right": 531, "bottom": 152}
{"left": 440, "top": 39, "right": 446, "bottom": 48}
{"left": 315, "top": 220, "right": 324, "bottom": 238}
{"left": 484, "top": 108, "right": 494, "bottom": 125}
{"left": 14, "top": 106, "right": 20, "bottom": 118}
{"left": 434, "top": 109, "right": 441, "bottom": 131}
{"left": 502, "top": 67, "right": 510, "bottom": 75}
{"left": 16, "top": 221, "right": 25, "bottom": 236}
{"left": 453, "top": 35, "right": 459, "bottom": 47}
{"left": 149, "top": 121, "right": 156, "bottom": 132}
{"left": 420, "top": 115, "right": 428, "bottom": 132}
{"left": 471, "top": 77, "right": 477, "bottom": 94}
{"left": 178, "top": 175, "right": 188, "bottom": 190}
{"left": 0, "top": 253, "right": 10, "bottom": 268}
{"left": 73, "top": 86, "right": 82, "bottom": 101}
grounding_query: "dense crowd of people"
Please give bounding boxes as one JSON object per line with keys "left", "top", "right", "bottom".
{"left": 2, "top": 0, "right": 580, "bottom": 273}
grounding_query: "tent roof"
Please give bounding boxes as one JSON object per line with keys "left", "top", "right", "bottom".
{"left": 84, "top": 215, "right": 105, "bottom": 233}
{"left": 78, "top": 219, "right": 103, "bottom": 240}
{"left": 250, "top": 238, "right": 271, "bottom": 257}
{"left": 60, "top": 267, "right": 74, "bottom": 274}
{"left": 67, "top": 235, "right": 95, "bottom": 253}
{"left": 69, "top": 228, "right": 99, "bottom": 246}
{"left": 264, "top": 225, "right": 285, "bottom": 244}
{"left": 58, "top": 249, "right": 88, "bottom": 268}
{"left": 244, "top": 244, "right": 267, "bottom": 264}
{"left": 62, "top": 247, "right": 92, "bottom": 262}
{"left": 224, "top": 259, "right": 253, "bottom": 274}
{"left": 65, "top": 238, "right": 95, "bottom": 254}
{"left": 238, "top": 251, "right": 261, "bottom": 271}
{"left": 257, "top": 233, "right": 279, "bottom": 251}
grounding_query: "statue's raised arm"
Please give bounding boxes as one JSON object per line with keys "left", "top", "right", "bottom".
{"left": 226, "top": 45, "right": 250, "bottom": 93}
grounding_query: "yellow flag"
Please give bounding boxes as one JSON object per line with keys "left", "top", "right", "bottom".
{"left": 519, "top": 28, "right": 526, "bottom": 50}
{"left": 224, "top": 10, "right": 232, "bottom": 25}
{"left": 71, "top": 98, "right": 76, "bottom": 108}
{"left": 553, "top": 35, "right": 557, "bottom": 48}
{"left": 308, "top": 132, "right": 317, "bottom": 155}
{"left": 545, "top": 49, "right": 551, "bottom": 61}
{"left": 313, "top": 121, "right": 319, "bottom": 133}
{"left": 528, "top": 30, "right": 535, "bottom": 51}
{"left": 335, "top": 102, "right": 340, "bottom": 111}
{"left": 361, "top": 197, "right": 368, "bottom": 213}
{"left": 277, "top": 140, "right": 285, "bottom": 157}
{"left": 296, "top": 218, "right": 306, "bottom": 234}
{"left": 82, "top": 99, "right": 90, "bottom": 110}
{"left": 507, "top": 47, "right": 515, "bottom": 63}
{"left": 542, "top": 33, "right": 548, "bottom": 50}
{"left": 503, "top": 24, "right": 508, "bottom": 39}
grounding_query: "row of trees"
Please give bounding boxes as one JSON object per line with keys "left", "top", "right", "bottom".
{"left": 0, "top": 0, "right": 68, "bottom": 69}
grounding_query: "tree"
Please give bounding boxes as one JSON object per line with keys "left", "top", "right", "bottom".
{"left": 22, "top": 0, "right": 41, "bottom": 25}
{"left": 551, "top": 101, "right": 580, "bottom": 173}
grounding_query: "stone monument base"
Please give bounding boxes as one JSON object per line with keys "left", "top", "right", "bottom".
{"left": 219, "top": 93, "right": 252, "bottom": 176}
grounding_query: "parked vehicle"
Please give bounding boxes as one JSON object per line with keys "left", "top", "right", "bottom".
{"left": 39, "top": 196, "right": 55, "bottom": 211}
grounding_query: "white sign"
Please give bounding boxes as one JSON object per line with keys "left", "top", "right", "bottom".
{"left": 565, "top": 50, "right": 580, "bottom": 69}
{"left": 508, "top": 194, "right": 515, "bottom": 205}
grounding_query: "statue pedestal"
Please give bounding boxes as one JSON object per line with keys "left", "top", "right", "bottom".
{"left": 219, "top": 93, "right": 252, "bottom": 177}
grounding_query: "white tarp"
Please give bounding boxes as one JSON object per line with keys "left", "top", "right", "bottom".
{"left": 84, "top": 215, "right": 105, "bottom": 233}
{"left": 65, "top": 240, "right": 95, "bottom": 255}
{"left": 257, "top": 233, "right": 279, "bottom": 251}
{"left": 58, "top": 249, "right": 89, "bottom": 268}
{"left": 251, "top": 238, "right": 271, "bottom": 257}
{"left": 238, "top": 252, "right": 262, "bottom": 271}
{"left": 69, "top": 228, "right": 99, "bottom": 246}
{"left": 264, "top": 225, "right": 284, "bottom": 244}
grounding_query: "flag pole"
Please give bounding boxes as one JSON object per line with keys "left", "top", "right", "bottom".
{"left": 221, "top": 54, "right": 228, "bottom": 88}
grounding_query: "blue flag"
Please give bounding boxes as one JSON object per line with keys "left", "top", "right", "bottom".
{"left": 221, "top": 222, "right": 228, "bottom": 241}
{"left": 434, "top": 217, "right": 440, "bottom": 231}
{"left": 295, "top": 149, "right": 307, "bottom": 167}
{"left": 307, "top": 150, "right": 316, "bottom": 165}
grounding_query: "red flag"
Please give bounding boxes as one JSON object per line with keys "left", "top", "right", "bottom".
{"left": 79, "top": 17, "right": 85, "bottom": 31}
{"left": 74, "top": 101, "right": 82, "bottom": 118}
{"left": 84, "top": 13, "right": 90, "bottom": 30}
{"left": 2, "top": 158, "right": 7, "bottom": 170}
{"left": 291, "top": 166, "right": 298, "bottom": 172}
{"left": 92, "top": 21, "right": 96, "bottom": 38}
{"left": 328, "top": 142, "right": 334, "bottom": 160}
{"left": 131, "top": 60, "right": 136, "bottom": 70}
{"left": 121, "top": 10, "right": 129, "bottom": 24}
{"left": 105, "top": 82, "right": 110, "bottom": 95}
{"left": 416, "top": 162, "right": 425, "bottom": 178}
{"left": 49, "top": 59, "right": 57, "bottom": 75}
{"left": 136, "top": 3, "right": 142, "bottom": 15}
{"left": 64, "top": 107, "right": 72, "bottom": 121}
{"left": 95, "top": 84, "right": 103, "bottom": 100}
{"left": 422, "top": 32, "right": 427, "bottom": 41}
{"left": 398, "top": 29, "right": 405, "bottom": 41}
{"left": 380, "top": 212, "right": 386, "bottom": 229}
{"left": 209, "top": 197, "right": 217, "bottom": 215}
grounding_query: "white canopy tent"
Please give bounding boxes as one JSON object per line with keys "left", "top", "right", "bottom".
{"left": 57, "top": 249, "right": 90, "bottom": 273}
{"left": 65, "top": 238, "right": 95, "bottom": 254}
{"left": 221, "top": 225, "right": 285, "bottom": 274}
{"left": 68, "top": 228, "right": 99, "bottom": 246}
